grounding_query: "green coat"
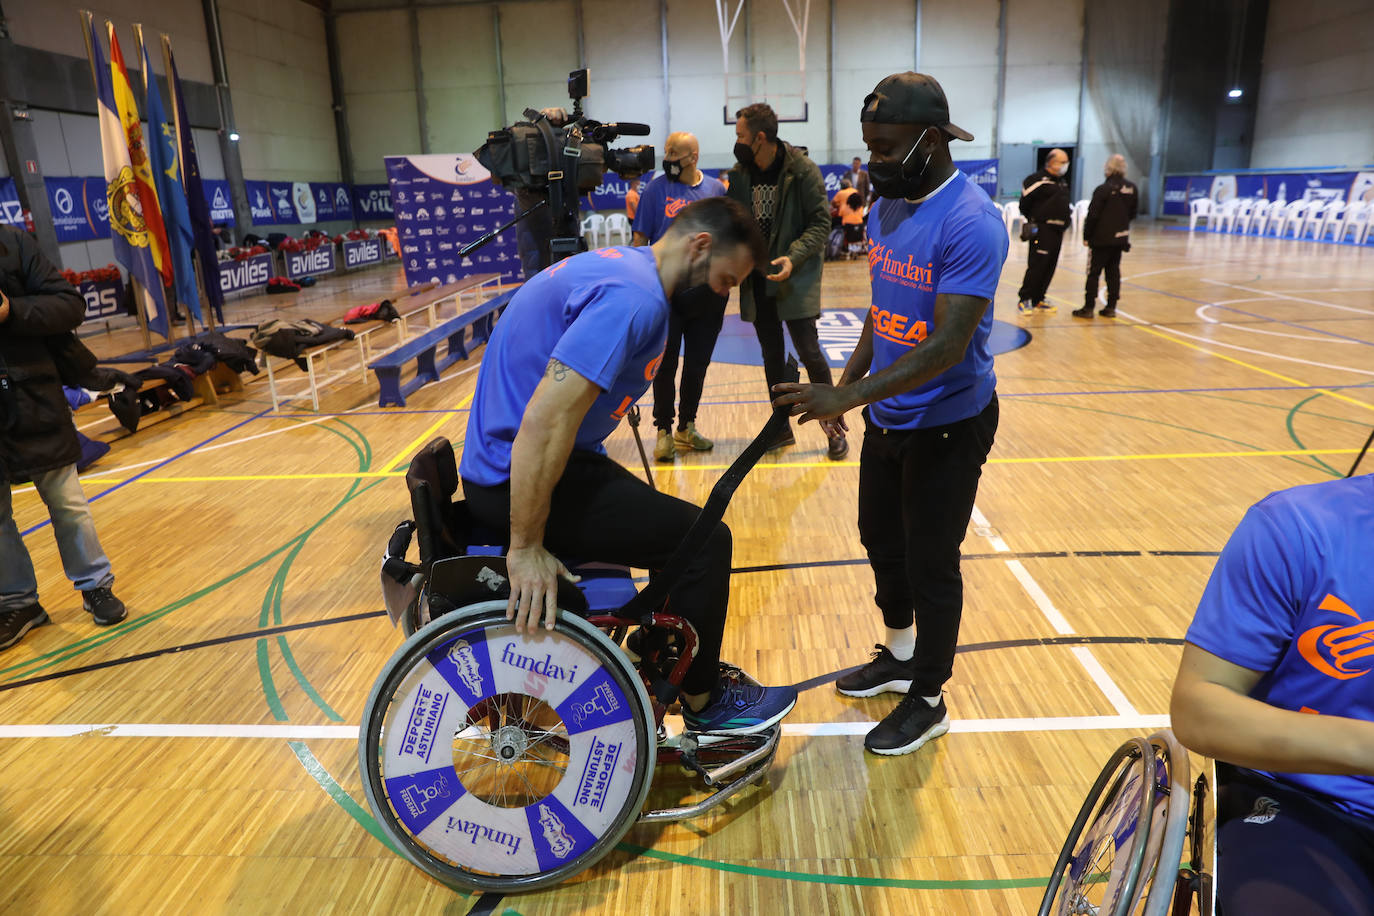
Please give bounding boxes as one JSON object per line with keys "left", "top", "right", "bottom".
{"left": 724, "top": 142, "right": 831, "bottom": 322}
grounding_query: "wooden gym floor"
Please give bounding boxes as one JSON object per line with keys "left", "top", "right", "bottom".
{"left": 2, "top": 224, "right": 1371, "bottom": 915}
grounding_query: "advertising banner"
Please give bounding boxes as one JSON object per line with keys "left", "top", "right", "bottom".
{"left": 284, "top": 244, "right": 337, "bottom": 278}
{"left": 79, "top": 277, "right": 124, "bottom": 320}
{"left": 203, "top": 179, "right": 235, "bottom": 224}
{"left": 341, "top": 237, "right": 385, "bottom": 270}
{"left": 1163, "top": 170, "right": 1364, "bottom": 217}
{"left": 46, "top": 176, "right": 110, "bottom": 243}
{"left": 245, "top": 180, "right": 274, "bottom": 224}
{"left": 0, "top": 177, "right": 22, "bottom": 227}
{"left": 385, "top": 153, "right": 521, "bottom": 288}
{"left": 218, "top": 252, "right": 274, "bottom": 294}
{"left": 354, "top": 183, "right": 395, "bottom": 219}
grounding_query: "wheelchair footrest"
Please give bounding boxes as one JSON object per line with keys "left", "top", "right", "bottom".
{"left": 639, "top": 724, "right": 781, "bottom": 824}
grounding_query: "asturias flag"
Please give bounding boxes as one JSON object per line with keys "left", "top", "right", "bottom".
{"left": 89, "top": 16, "right": 171, "bottom": 339}
{"left": 166, "top": 39, "right": 225, "bottom": 325}
{"left": 140, "top": 37, "right": 202, "bottom": 324}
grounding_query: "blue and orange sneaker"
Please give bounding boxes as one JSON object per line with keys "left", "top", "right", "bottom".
{"left": 682, "top": 676, "right": 797, "bottom": 735}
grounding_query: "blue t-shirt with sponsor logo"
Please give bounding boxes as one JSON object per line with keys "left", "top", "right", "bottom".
{"left": 864, "top": 170, "right": 1008, "bottom": 429}
{"left": 1186, "top": 474, "right": 1374, "bottom": 819}
{"left": 460, "top": 246, "right": 669, "bottom": 486}
{"left": 632, "top": 174, "right": 727, "bottom": 243}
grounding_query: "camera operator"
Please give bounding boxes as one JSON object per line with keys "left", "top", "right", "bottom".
{"left": 630, "top": 131, "right": 728, "bottom": 462}
{"left": 726, "top": 102, "right": 847, "bottom": 460}
{"left": 508, "top": 106, "right": 574, "bottom": 277}
{"left": 1, "top": 224, "right": 127, "bottom": 652}
{"left": 458, "top": 197, "right": 798, "bottom": 735}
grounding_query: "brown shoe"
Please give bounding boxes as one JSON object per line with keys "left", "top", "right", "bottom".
{"left": 827, "top": 433, "right": 849, "bottom": 460}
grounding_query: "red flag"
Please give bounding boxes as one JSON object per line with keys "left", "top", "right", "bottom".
{"left": 108, "top": 23, "right": 173, "bottom": 290}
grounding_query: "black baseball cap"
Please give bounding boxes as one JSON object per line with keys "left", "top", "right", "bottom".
{"left": 861, "top": 72, "right": 974, "bottom": 141}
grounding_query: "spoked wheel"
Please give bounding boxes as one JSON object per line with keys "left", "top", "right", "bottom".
{"left": 359, "top": 600, "right": 656, "bottom": 892}
{"left": 1040, "top": 737, "right": 1155, "bottom": 916}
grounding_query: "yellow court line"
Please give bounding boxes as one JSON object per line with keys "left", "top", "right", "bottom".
{"left": 65, "top": 446, "right": 1361, "bottom": 486}
{"left": 1128, "top": 323, "right": 1374, "bottom": 413}
{"left": 377, "top": 393, "right": 474, "bottom": 474}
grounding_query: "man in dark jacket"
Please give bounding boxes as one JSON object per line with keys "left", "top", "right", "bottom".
{"left": 1074, "top": 154, "right": 1138, "bottom": 319}
{"left": 843, "top": 157, "right": 872, "bottom": 204}
{"left": 1016, "top": 148, "right": 1071, "bottom": 315}
{"left": 1, "top": 225, "right": 126, "bottom": 651}
{"left": 726, "top": 102, "right": 847, "bottom": 459}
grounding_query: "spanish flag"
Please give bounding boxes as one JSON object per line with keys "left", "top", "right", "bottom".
{"left": 108, "top": 24, "right": 173, "bottom": 291}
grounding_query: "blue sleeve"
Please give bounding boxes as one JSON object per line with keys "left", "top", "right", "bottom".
{"left": 632, "top": 180, "right": 662, "bottom": 240}
{"left": 1185, "top": 504, "right": 1302, "bottom": 673}
{"left": 550, "top": 281, "right": 654, "bottom": 391}
{"left": 936, "top": 207, "right": 1008, "bottom": 300}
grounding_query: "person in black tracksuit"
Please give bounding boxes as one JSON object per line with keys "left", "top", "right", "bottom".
{"left": 1074, "top": 155, "right": 1139, "bottom": 319}
{"left": 1016, "top": 149, "right": 1071, "bottom": 314}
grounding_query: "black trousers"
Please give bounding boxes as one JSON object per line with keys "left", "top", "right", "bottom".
{"left": 653, "top": 297, "right": 727, "bottom": 431}
{"left": 1084, "top": 246, "right": 1123, "bottom": 308}
{"left": 1017, "top": 226, "right": 1064, "bottom": 303}
{"left": 856, "top": 396, "right": 999, "bottom": 697}
{"left": 463, "top": 451, "right": 729, "bottom": 696}
{"left": 752, "top": 291, "right": 833, "bottom": 398}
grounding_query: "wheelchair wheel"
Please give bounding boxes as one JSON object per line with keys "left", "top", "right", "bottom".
{"left": 1039, "top": 737, "right": 1155, "bottom": 916}
{"left": 359, "top": 600, "right": 657, "bottom": 892}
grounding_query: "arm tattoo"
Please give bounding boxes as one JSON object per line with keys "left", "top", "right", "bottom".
{"left": 546, "top": 358, "right": 570, "bottom": 382}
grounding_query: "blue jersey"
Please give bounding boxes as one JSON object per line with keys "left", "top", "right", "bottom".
{"left": 1186, "top": 474, "right": 1374, "bottom": 819}
{"left": 632, "top": 174, "right": 727, "bottom": 243}
{"left": 864, "top": 171, "right": 1008, "bottom": 429}
{"left": 459, "top": 247, "right": 669, "bottom": 486}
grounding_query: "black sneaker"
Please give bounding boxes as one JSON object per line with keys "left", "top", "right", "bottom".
{"left": 865, "top": 694, "right": 951, "bottom": 756}
{"left": 0, "top": 604, "right": 49, "bottom": 651}
{"left": 1099, "top": 305, "right": 1117, "bottom": 318}
{"left": 835, "top": 644, "right": 914, "bottom": 698}
{"left": 1072, "top": 305, "right": 1094, "bottom": 319}
{"left": 82, "top": 587, "right": 127, "bottom": 626}
{"left": 826, "top": 433, "right": 849, "bottom": 461}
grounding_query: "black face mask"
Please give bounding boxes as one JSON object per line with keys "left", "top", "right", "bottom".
{"left": 869, "top": 127, "right": 934, "bottom": 200}
{"left": 733, "top": 141, "right": 756, "bottom": 168}
{"left": 671, "top": 252, "right": 723, "bottom": 321}
{"left": 664, "top": 157, "right": 686, "bottom": 180}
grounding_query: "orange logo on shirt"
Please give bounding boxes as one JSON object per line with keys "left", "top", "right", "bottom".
{"left": 870, "top": 304, "right": 927, "bottom": 347}
{"left": 664, "top": 198, "right": 688, "bottom": 219}
{"left": 645, "top": 353, "right": 663, "bottom": 380}
{"left": 596, "top": 248, "right": 624, "bottom": 258}
{"left": 1297, "top": 594, "right": 1374, "bottom": 680}
{"left": 867, "top": 241, "right": 935, "bottom": 292}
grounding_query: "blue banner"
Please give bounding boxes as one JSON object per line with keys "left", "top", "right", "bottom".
{"left": 218, "top": 252, "right": 274, "bottom": 294}
{"left": 341, "top": 237, "right": 385, "bottom": 269}
{"left": 267, "top": 182, "right": 300, "bottom": 224}
{"left": 354, "top": 183, "right": 394, "bottom": 218}
{"left": 284, "top": 244, "right": 336, "bottom": 278}
{"left": 1162, "top": 170, "right": 1364, "bottom": 217}
{"left": 203, "top": 179, "right": 235, "bottom": 224}
{"left": 0, "top": 177, "right": 24, "bottom": 227}
{"left": 245, "top": 180, "right": 274, "bottom": 224}
{"left": 385, "top": 154, "right": 521, "bottom": 288}
{"left": 80, "top": 277, "right": 124, "bottom": 320}
{"left": 46, "top": 176, "right": 110, "bottom": 243}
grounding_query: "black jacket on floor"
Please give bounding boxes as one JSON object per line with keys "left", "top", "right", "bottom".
{"left": 0, "top": 226, "right": 86, "bottom": 483}
{"left": 1019, "top": 168, "right": 1072, "bottom": 229}
{"left": 1083, "top": 175, "right": 1139, "bottom": 249}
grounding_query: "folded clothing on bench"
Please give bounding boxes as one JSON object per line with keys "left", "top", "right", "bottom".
{"left": 251, "top": 319, "right": 355, "bottom": 370}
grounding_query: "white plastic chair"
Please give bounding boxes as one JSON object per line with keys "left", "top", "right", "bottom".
{"left": 1266, "top": 200, "right": 1295, "bottom": 237}
{"left": 1237, "top": 198, "right": 1270, "bottom": 235}
{"left": 1278, "top": 199, "right": 1311, "bottom": 238}
{"left": 580, "top": 213, "right": 606, "bottom": 247}
{"left": 1070, "top": 199, "right": 1089, "bottom": 236}
{"left": 1300, "top": 200, "right": 1330, "bottom": 239}
{"left": 1003, "top": 201, "right": 1025, "bottom": 239}
{"left": 1316, "top": 199, "right": 1347, "bottom": 241}
{"left": 1188, "top": 198, "right": 1213, "bottom": 232}
{"left": 604, "top": 213, "right": 631, "bottom": 246}
{"left": 1214, "top": 199, "right": 1242, "bottom": 233}
{"left": 1339, "top": 201, "right": 1371, "bottom": 244}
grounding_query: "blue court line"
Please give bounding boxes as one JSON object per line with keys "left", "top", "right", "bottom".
{"left": 21, "top": 407, "right": 273, "bottom": 538}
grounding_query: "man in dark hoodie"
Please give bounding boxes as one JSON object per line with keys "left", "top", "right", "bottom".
{"left": 0, "top": 225, "right": 126, "bottom": 651}
{"left": 1074, "top": 154, "right": 1138, "bottom": 319}
{"left": 1016, "top": 148, "right": 1071, "bottom": 315}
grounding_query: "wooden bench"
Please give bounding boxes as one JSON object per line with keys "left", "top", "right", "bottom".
{"left": 261, "top": 273, "right": 507, "bottom": 412}
{"left": 369, "top": 289, "right": 516, "bottom": 407}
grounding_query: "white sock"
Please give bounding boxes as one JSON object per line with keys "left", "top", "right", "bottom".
{"left": 922, "top": 694, "right": 941, "bottom": 708}
{"left": 885, "top": 627, "right": 915, "bottom": 661}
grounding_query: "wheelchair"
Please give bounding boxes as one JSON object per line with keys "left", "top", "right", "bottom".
{"left": 1039, "top": 730, "right": 1216, "bottom": 916}
{"left": 360, "top": 378, "right": 797, "bottom": 893}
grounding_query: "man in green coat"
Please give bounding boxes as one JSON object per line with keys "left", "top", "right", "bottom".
{"left": 725, "top": 103, "right": 847, "bottom": 459}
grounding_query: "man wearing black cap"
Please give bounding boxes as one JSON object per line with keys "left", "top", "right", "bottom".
{"left": 772, "top": 72, "right": 1008, "bottom": 756}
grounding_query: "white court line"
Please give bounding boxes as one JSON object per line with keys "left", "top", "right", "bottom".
{"left": 1199, "top": 279, "right": 1374, "bottom": 316}
{"left": 0, "top": 715, "right": 1171, "bottom": 740}
{"left": 971, "top": 506, "right": 1136, "bottom": 717}
{"left": 1115, "top": 309, "right": 1374, "bottom": 377}
{"left": 1195, "top": 304, "right": 1358, "bottom": 343}
{"left": 1123, "top": 266, "right": 1196, "bottom": 279}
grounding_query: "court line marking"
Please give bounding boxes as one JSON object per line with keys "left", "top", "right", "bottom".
{"left": 1197, "top": 302, "right": 1364, "bottom": 344}
{"left": 972, "top": 506, "right": 1136, "bottom": 717}
{"left": 0, "top": 714, "right": 1171, "bottom": 740}
{"left": 378, "top": 391, "right": 474, "bottom": 474}
{"left": 1198, "top": 279, "right": 1374, "bottom": 316}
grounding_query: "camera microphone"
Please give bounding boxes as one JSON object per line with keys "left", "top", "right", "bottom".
{"left": 603, "top": 122, "right": 651, "bottom": 136}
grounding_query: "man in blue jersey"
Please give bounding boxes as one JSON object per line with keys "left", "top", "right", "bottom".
{"left": 460, "top": 196, "right": 798, "bottom": 735}
{"left": 1171, "top": 474, "right": 1374, "bottom": 913}
{"left": 771, "top": 72, "right": 1008, "bottom": 756}
{"left": 631, "top": 132, "right": 729, "bottom": 462}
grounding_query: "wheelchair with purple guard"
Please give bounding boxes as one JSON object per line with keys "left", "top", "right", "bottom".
{"left": 360, "top": 370, "right": 798, "bottom": 893}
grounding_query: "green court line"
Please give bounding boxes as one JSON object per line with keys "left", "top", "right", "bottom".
{"left": 256, "top": 639, "right": 289, "bottom": 721}
{"left": 1286, "top": 393, "right": 1346, "bottom": 478}
{"left": 286, "top": 740, "right": 408, "bottom": 860}
{"left": 614, "top": 842, "right": 1047, "bottom": 890}
{"left": 275, "top": 634, "right": 344, "bottom": 722}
